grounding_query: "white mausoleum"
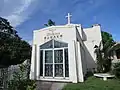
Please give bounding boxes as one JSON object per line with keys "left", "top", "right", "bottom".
{"left": 30, "top": 14, "right": 102, "bottom": 83}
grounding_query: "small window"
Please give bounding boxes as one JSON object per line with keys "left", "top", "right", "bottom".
{"left": 65, "top": 49, "right": 69, "bottom": 77}
{"left": 40, "top": 39, "right": 68, "bottom": 49}
{"left": 54, "top": 50, "right": 63, "bottom": 63}
{"left": 40, "top": 40, "right": 53, "bottom": 49}
{"left": 45, "top": 50, "right": 53, "bottom": 63}
{"left": 40, "top": 50, "right": 43, "bottom": 76}
{"left": 54, "top": 40, "right": 68, "bottom": 48}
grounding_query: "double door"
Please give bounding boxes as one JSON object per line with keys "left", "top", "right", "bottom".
{"left": 44, "top": 49, "right": 64, "bottom": 77}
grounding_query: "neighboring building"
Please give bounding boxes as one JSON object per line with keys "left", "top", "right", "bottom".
{"left": 111, "top": 42, "right": 120, "bottom": 63}
{"left": 30, "top": 14, "right": 102, "bottom": 83}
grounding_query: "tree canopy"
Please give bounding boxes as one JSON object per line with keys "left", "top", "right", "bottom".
{"left": 0, "top": 17, "right": 31, "bottom": 67}
{"left": 102, "top": 31, "right": 115, "bottom": 55}
{"left": 44, "top": 19, "right": 55, "bottom": 27}
{"left": 95, "top": 31, "right": 116, "bottom": 72}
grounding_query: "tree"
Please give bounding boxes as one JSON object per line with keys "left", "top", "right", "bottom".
{"left": 0, "top": 17, "right": 31, "bottom": 66}
{"left": 94, "top": 31, "right": 115, "bottom": 73}
{"left": 44, "top": 19, "right": 55, "bottom": 27}
{"left": 102, "top": 31, "right": 115, "bottom": 56}
{"left": 94, "top": 43, "right": 104, "bottom": 72}
{"left": 0, "top": 17, "right": 19, "bottom": 38}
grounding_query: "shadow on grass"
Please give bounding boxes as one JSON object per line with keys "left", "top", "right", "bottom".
{"left": 84, "top": 71, "right": 94, "bottom": 81}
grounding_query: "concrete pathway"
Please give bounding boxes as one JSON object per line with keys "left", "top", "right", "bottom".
{"left": 36, "top": 81, "right": 67, "bottom": 90}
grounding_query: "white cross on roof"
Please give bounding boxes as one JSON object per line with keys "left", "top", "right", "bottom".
{"left": 66, "top": 13, "right": 72, "bottom": 24}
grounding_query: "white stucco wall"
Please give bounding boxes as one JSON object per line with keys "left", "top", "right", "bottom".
{"left": 30, "top": 25, "right": 81, "bottom": 83}
{"left": 83, "top": 24, "right": 102, "bottom": 71}
{"left": 76, "top": 24, "right": 102, "bottom": 74}
{"left": 84, "top": 24, "right": 102, "bottom": 61}
{"left": 30, "top": 24, "right": 102, "bottom": 83}
{"left": 76, "top": 25, "right": 96, "bottom": 75}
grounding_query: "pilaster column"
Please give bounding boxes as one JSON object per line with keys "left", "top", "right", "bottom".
{"left": 77, "top": 42, "right": 84, "bottom": 82}
{"left": 30, "top": 44, "right": 37, "bottom": 80}
{"left": 36, "top": 45, "right": 40, "bottom": 79}
{"left": 68, "top": 40, "right": 78, "bottom": 83}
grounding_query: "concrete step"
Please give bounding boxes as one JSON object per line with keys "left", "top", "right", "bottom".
{"left": 36, "top": 81, "right": 67, "bottom": 90}
{"left": 36, "top": 81, "right": 53, "bottom": 90}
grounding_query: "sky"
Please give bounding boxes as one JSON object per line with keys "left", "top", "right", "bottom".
{"left": 0, "top": 0, "right": 120, "bottom": 45}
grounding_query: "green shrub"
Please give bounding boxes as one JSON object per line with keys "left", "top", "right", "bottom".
{"left": 8, "top": 79, "right": 36, "bottom": 90}
{"left": 8, "top": 63, "right": 36, "bottom": 90}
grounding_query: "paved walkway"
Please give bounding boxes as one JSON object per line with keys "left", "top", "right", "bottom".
{"left": 36, "top": 81, "right": 67, "bottom": 90}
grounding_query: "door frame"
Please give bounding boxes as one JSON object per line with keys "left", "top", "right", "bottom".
{"left": 41, "top": 47, "right": 68, "bottom": 78}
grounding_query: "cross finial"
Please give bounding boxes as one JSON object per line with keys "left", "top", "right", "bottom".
{"left": 66, "top": 13, "right": 72, "bottom": 24}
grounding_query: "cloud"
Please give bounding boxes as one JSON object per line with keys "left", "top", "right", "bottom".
{"left": 28, "top": 40, "right": 33, "bottom": 45}
{"left": 0, "top": 0, "right": 60, "bottom": 27}
{"left": 0, "top": 0, "right": 38, "bottom": 27}
{"left": 37, "top": 0, "right": 59, "bottom": 14}
{"left": 0, "top": 0, "right": 98, "bottom": 27}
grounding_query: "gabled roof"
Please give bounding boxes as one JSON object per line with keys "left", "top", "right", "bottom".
{"left": 33, "top": 24, "right": 81, "bottom": 33}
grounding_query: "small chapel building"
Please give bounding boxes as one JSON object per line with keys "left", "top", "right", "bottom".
{"left": 30, "top": 13, "right": 102, "bottom": 83}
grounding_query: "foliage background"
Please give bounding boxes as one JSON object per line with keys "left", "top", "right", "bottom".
{"left": 0, "top": 17, "right": 31, "bottom": 66}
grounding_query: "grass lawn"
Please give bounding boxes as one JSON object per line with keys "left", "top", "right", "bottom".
{"left": 63, "top": 77, "right": 120, "bottom": 90}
